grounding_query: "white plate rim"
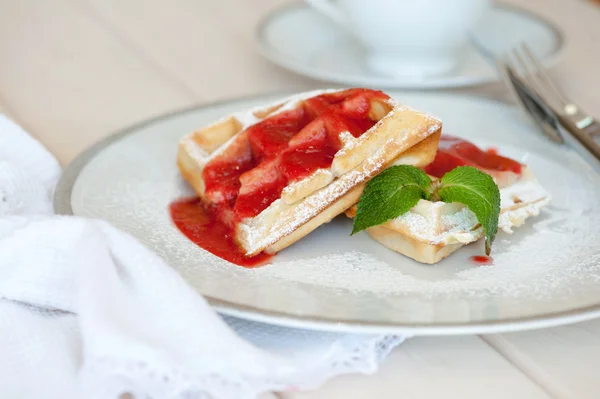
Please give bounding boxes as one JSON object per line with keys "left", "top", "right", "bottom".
{"left": 54, "top": 91, "right": 600, "bottom": 335}
{"left": 255, "top": 3, "right": 565, "bottom": 89}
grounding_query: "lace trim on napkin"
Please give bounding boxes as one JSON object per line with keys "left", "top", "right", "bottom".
{"left": 81, "top": 334, "right": 405, "bottom": 399}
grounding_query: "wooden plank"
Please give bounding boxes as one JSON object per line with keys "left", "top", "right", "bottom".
{"left": 280, "top": 336, "right": 551, "bottom": 399}
{"left": 485, "top": 320, "right": 600, "bottom": 399}
{"left": 78, "top": 0, "right": 320, "bottom": 102}
{"left": 0, "top": 95, "right": 19, "bottom": 120}
{"left": 0, "top": 96, "right": 36, "bottom": 137}
{"left": 0, "top": 0, "right": 195, "bottom": 164}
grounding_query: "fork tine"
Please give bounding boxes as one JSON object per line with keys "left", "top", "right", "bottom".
{"left": 499, "top": 55, "right": 565, "bottom": 143}
{"left": 500, "top": 51, "right": 541, "bottom": 108}
{"left": 495, "top": 55, "right": 522, "bottom": 104}
{"left": 496, "top": 54, "right": 533, "bottom": 117}
{"left": 510, "top": 48, "right": 540, "bottom": 93}
{"left": 520, "top": 43, "right": 570, "bottom": 108}
{"left": 511, "top": 46, "right": 554, "bottom": 108}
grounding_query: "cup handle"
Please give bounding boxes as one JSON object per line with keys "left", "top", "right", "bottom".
{"left": 305, "top": 0, "right": 348, "bottom": 27}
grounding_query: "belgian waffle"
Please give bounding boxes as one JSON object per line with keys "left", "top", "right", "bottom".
{"left": 345, "top": 166, "right": 551, "bottom": 264}
{"left": 177, "top": 89, "right": 442, "bottom": 256}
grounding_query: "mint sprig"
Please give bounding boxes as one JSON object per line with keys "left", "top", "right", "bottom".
{"left": 438, "top": 166, "right": 500, "bottom": 255}
{"left": 351, "top": 166, "right": 431, "bottom": 235}
{"left": 352, "top": 165, "right": 501, "bottom": 255}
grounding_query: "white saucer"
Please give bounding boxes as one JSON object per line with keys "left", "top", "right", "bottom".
{"left": 55, "top": 91, "right": 600, "bottom": 335}
{"left": 256, "top": 4, "right": 564, "bottom": 89}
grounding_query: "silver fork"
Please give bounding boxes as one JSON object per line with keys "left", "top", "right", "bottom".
{"left": 497, "top": 44, "right": 600, "bottom": 164}
{"left": 517, "top": 45, "right": 600, "bottom": 135}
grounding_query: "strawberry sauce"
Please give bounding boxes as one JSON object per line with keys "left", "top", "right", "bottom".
{"left": 169, "top": 198, "right": 272, "bottom": 267}
{"left": 203, "top": 89, "right": 388, "bottom": 221}
{"left": 425, "top": 136, "right": 522, "bottom": 178}
{"left": 470, "top": 255, "right": 494, "bottom": 266}
{"left": 170, "top": 89, "right": 389, "bottom": 266}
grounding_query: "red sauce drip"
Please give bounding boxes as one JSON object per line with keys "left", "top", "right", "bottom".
{"left": 470, "top": 255, "right": 494, "bottom": 266}
{"left": 425, "top": 135, "right": 522, "bottom": 178}
{"left": 169, "top": 198, "right": 272, "bottom": 267}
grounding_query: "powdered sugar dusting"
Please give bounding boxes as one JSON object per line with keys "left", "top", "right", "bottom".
{"left": 236, "top": 99, "right": 439, "bottom": 254}
{"left": 181, "top": 139, "right": 209, "bottom": 163}
{"left": 250, "top": 158, "right": 599, "bottom": 301}
{"left": 237, "top": 148, "right": 388, "bottom": 254}
{"left": 238, "top": 133, "right": 411, "bottom": 255}
{"left": 255, "top": 194, "right": 600, "bottom": 301}
{"left": 440, "top": 208, "right": 482, "bottom": 242}
{"left": 381, "top": 169, "right": 551, "bottom": 248}
{"left": 387, "top": 98, "right": 443, "bottom": 130}
{"left": 70, "top": 91, "right": 600, "bottom": 328}
{"left": 442, "top": 207, "right": 478, "bottom": 231}
{"left": 402, "top": 211, "right": 434, "bottom": 239}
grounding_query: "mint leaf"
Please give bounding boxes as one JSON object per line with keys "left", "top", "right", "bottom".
{"left": 351, "top": 165, "right": 431, "bottom": 235}
{"left": 438, "top": 166, "right": 501, "bottom": 255}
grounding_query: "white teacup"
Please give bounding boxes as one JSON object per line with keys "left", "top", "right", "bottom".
{"left": 305, "top": 0, "right": 490, "bottom": 77}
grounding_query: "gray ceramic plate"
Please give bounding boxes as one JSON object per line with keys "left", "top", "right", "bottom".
{"left": 55, "top": 91, "right": 600, "bottom": 335}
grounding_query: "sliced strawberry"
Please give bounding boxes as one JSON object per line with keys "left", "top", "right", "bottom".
{"left": 339, "top": 89, "right": 388, "bottom": 118}
{"left": 202, "top": 132, "right": 255, "bottom": 205}
{"left": 303, "top": 89, "right": 356, "bottom": 117}
{"left": 287, "top": 118, "right": 328, "bottom": 148}
{"left": 279, "top": 144, "right": 337, "bottom": 182}
{"left": 339, "top": 91, "right": 372, "bottom": 120}
{"left": 303, "top": 96, "right": 340, "bottom": 118}
{"left": 323, "top": 112, "right": 375, "bottom": 139}
{"left": 202, "top": 161, "right": 242, "bottom": 204}
{"left": 246, "top": 107, "right": 309, "bottom": 160}
{"left": 234, "top": 159, "right": 286, "bottom": 219}
{"left": 238, "top": 158, "right": 280, "bottom": 195}
{"left": 201, "top": 88, "right": 391, "bottom": 220}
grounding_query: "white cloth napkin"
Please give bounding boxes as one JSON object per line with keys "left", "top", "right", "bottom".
{"left": 0, "top": 115, "right": 405, "bottom": 399}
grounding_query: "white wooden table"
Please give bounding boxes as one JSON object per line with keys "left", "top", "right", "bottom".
{"left": 1, "top": 0, "right": 599, "bottom": 398}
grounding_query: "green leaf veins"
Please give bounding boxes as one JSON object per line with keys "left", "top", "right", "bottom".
{"left": 438, "top": 166, "right": 501, "bottom": 255}
{"left": 351, "top": 165, "right": 432, "bottom": 235}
